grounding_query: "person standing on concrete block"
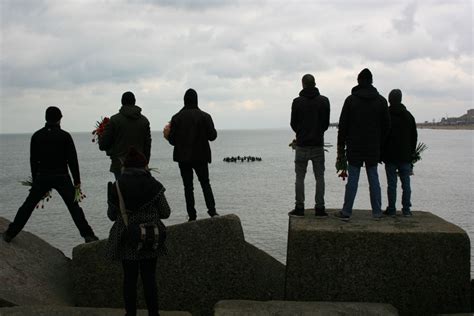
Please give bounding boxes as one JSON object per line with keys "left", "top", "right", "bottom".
{"left": 382, "top": 89, "right": 417, "bottom": 217}
{"left": 289, "top": 74, "right": 330, "bottom": 217}
{"left": 335, "top": 68, "right": 390, "bottom": 220}
{"left": 2, "top": 106, "right": 99, "bottom": 243}
{"left": 165, "top": 88, "right": 219, "bottom": 221}
{"left": 99, "top": 91, "right": 152, "bottom": 180}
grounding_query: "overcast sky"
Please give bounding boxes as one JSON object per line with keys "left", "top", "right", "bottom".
{"left": 0, "top": 0, "right": 472, "bottom": 133}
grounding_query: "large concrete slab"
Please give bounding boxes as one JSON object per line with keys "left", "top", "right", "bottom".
{"left": 285, "top": 209, "right": 471, "bottom": 316}
{"left": 214, "top": 300, "right": 398, "bottom": 316}
{"left": 0, "top": 306, "right": 190, "bottom": 316}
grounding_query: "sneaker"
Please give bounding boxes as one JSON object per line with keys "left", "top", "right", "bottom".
{"left": 207, "top": 210, "right": 220, "bottom": 218}
{"left": 188, "top": 217, "right": 196, "bottom": 222}
{"left": 315, "top": 207, "right": 328, "bottom": 217}
{"left": 2, "top": 231, "right": 14, "bottom": 243}
{"left": 84, "top": 235, "right": 99, "bottom": 243}
{"left": 402, "top": 211, "right": 413, "bottom": 217}
{"left": 334, "top": 211, "right": 350, "bottom": 221}
{"left": 372, "top": 214, "right": 383, "bottom": 221}
{"left": 383, "top": 209, "right": 396, "bottom": 217}
{"left": 288, "top": 209, "right": 305, "bottom": 217}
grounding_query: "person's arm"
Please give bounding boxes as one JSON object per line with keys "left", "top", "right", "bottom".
{"left": 144, "top": 119, "right": 152, "bottom": 164}
{"left": 66, "top": 133, "right": 81, "bottom": 185}
{"left": 167, "top": 117, "right": 176, "bottom": 146}
{"left": 156, "top": 192, "right": 171, "bottom": 219}
{"left": 337, "top": 97, "right": 350, "bottom": 152}
{"left": 321, "top": 97, "right": 330, "bottom": 132}
{"left": 207, "top": 115, "right": 217, "bottom": 141}
{"left": 107, "top": 181, "right": 118, "bottom": 221}
{"left": 410, "top": 113, "right": 418, "bottom": 154}
{"left": 290, "top": 100, "right": 298, "bottom": 133}
{"left": 30, "top": 134, "right": 39, "bottom": 182}
{"left": 380, "top": 99, "right": 391, "bottom": 144}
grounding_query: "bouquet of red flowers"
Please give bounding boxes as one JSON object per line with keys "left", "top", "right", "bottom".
{"left": 91, "top": 117, "right": 110, "bottom": 143}
{"left": 335, "top": 147, "right": 348, "bottom": 181}
{"left": 20, "top": 177, "right": 52, "bottom": 209}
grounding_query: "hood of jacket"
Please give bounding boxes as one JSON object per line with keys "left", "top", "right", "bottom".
{"left": 389, "top": 103, "right": 408, "bottom": 116}
{"left": 299, "top": 87, "right": 320, "bottom": 99}
{"left": 351, "top": 84, "right": 379, "bottom": 100}
{"left": 119, "top": 105, "right": 142, "bottom": 120}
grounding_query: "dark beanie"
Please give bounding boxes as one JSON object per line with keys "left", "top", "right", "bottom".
{"left": 184, "top": 89, "right": 198, "bottom": 106}
{"left": 389, "top": 89, "right": 402, "bottom": 105}
{"left": 121, "top": 91, "right": 136, "bottom": 106}
{"left": 123, "top": 147, "right": 147, "bottom": 168}
{"left": 357, "top": 68, "right": 373, "bottom": 84}
{"left": 45, "top": 106, "right": 62, "bottom": 123}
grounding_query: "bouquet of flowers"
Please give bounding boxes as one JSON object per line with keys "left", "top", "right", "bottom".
{"left": 20, "top": 177, "right": 52, "bottom": 209}
{"left": 91, "top": 117, "right": 110, "bottom": 143}
{"left": 74, "top": 185, "right": 86, "bottom": 203}
{"left": 412, "top": 142, "right": 428, "bottom": 165}
{"left": 335, "top": 147, "right": 348, "bottom": 181}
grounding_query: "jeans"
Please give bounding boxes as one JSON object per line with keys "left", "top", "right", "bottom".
{"left": 178, "top": 162, "right": 216, "bottom": 219}
{"left": 122, "top": 258, "right": 159, "bottom": 316}
{"left": 7, "top": 174, "right": 95, "bottom": 238}
{"left": 341, "top": 164, "right": 382, "bottom": 217}
{"left": 294, "top": 146, "right": 325, "bottom": 210}
{"left": 385, "top": 162, "right": 412, "bottom": 214}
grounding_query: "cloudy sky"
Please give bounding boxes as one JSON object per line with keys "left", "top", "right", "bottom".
{"left": 0, "top": 0, "right": 472, "bottom": 133}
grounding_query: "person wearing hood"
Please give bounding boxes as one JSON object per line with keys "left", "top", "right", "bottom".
{"left": 382, "top": 89, "right": 417, "bottom": 217}
{"left": 165, "top": 89, "right": 218, "bottom": 221}
{"left": 3, "top": 107, "right": 98, "bottom": 243}
{"left": 335, "top": 68, "right": 390, "bottom": 220}
{"left": 289, "top": 74, "right": 330, "bottom": 217}
{"left": 99, "top": 91, "right": 152, "bottom": 179}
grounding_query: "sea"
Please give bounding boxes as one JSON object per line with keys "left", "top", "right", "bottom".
{"left": 1, "top": 128, "right": 473, "bottom": 276}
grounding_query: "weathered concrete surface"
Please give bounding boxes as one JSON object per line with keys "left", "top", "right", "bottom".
{"left": 72, "top": 214, "right": 285, "bottom": 316}
{"left": 285, "top": 209, "right": 472, "bottom": 316}
{"left": 0, "top": 217, "right": 73, "bottom": 307}
{"left": 0, "top": 306, "right": 191, "bottom": 315}
{"left": 214, "top": 300, "right": 399, "bottom": 316}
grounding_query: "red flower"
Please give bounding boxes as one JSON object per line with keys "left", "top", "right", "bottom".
{"left": 92, "top": 117, "right": 110, "bottom": 143}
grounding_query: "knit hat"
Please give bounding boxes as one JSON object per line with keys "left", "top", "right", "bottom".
{"left": 389, "top": 89, "right": 402, "bottom": 105}
{"left": 121, "top": 91, "right": 136, "bottom": 106}
{"left": 357, "top": 68, "right": 373, "bottom": 84}
{"left": 123, "top": 147, "right": 147, "bottom": 168}
{"left": 45, "top": 106, "right": 62, "bottom": 123}
{"left": 184, "top": 89, "right": 198, "bottom": 106}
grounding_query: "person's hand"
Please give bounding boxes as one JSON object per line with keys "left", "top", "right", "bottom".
{"left": 163, "top": 122, "right": 171, "bottom": 140}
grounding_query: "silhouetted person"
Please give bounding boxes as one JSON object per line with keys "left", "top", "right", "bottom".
{"left": 99, "top": 91, "right": 151, "bottom": 179}
{"left": 289, "top": 74, "right": 330, "bottom": 217}
{"left": 336, "top": 68, "right": 390, "bottom": 220}
{"left": 166, "top": 89, "right": 219, "bottom": 221}
{"left": 382, "top": 89, "right": 417, "bottom": 217}
{"left": 3, "top": 107, "right": 98, "bottom": 243}
{"left": 106, "top": 147, "right": 170, "bottom": 316}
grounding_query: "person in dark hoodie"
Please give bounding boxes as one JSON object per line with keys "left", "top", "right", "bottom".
{"left": 165, "top": 89, "right": 218, "bottom": 221}
{"left": 335, "top": 68, "right": 390, "bottom": 220}
{"left": 3, "top": 107, "right": 98, "bottom": 243}
{"left": 99, "top": 91, "right": 152, "bottom": 179}
{"left": 382, "top": 89, "right": 417, "bottom": 217}
{"left": 289, "top": 74, "right": 330, "bottom": 217}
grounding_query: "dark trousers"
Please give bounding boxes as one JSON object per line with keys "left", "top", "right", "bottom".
{"left": 7, "top": 174, "right": 95, "bottom": 238}
{"left": 178, "top": 162, "right": 216, "bottom": 219}
{"left": 122, "top": 258, "right": 159, "bottom": 316}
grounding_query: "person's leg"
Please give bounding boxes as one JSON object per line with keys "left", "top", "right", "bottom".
{"left": 139, "top": 258, "right": 159, "bottom": 316}
{"left": 366, "top": 164, "right": 382, "bottom": 217}
{"left": 194, "top": 163, "right": 217, "bottom": 216}
{"left": 398, "top": 163, "right": 412, "bottom": 215}
{"left": 122, "top": 260, "right": 139, "bottom": 316}
{"left": 5, "top": 177, "right": 50, "bottom": 240}
{"left": 294, "top": 147, "right": 308, "bottom": 211}
{"left": 341, "top": 164, "right": 361, "bottom": 217}
{"left": 310, "top": 147, "right": 325, "bottom": 212}
{"left": 384, "top": 163, "right": 398, "bottom": 215}
{"left": 54, "top": 176, "right": 96, "bottom": 239}
{"left": 178, "top": 162, "right": 196, "bottom": 220}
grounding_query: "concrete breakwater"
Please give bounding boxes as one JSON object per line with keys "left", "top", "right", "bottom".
{"left": 0, "top": 212, "right": 472, "bottom": 315}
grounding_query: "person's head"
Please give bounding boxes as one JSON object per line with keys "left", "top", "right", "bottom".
{"left": 184, "top": 88, "right": 198, "bottom": 107}
{"left": 301, "top": 74, "right": 316, "bottom": 89}
{"left": 122, "top": 146, "right": 147, "bottom": 169}
{"left": 389, "top": 89, "right": 402, "bottom": 105}
{"left": 357, "top": 68, "right": 373, "bottom": 85}
{"left": 121, "top": 91, "right": 136, "bottom": 106}
{"left": 45, "top": 106, "right": 62, "bottom": 124}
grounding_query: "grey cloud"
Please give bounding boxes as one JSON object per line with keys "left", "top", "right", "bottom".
{"left": 392, "top": 2, "right": 418, "bottom": 34}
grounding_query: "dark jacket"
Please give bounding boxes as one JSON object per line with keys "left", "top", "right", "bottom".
{"left": 168, "top": 104, "right": 217, "bottom": 163}
{"left": 382, "top": 103, "right": 417, "bottom": 163}
{"left": 30, "top": 123, "right": 81, "bottom": 185}
{"left": 106, "top": 168, "right": 171, "bottom": 261}
{"left": 291, "top": 87, "right": 330, "bottom": 147}
{"left": 337, "top": 84, "right": 390, "bottom": 166}
{"left": 99, "top": 105, "right": 151, "bottom": 173}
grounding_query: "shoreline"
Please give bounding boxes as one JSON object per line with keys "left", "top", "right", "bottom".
{"left": 416, "top": 124, "right": 474, "bottom": 130}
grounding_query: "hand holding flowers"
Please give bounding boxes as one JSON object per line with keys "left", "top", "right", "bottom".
{"left": 91, "top": 117, "right": 110, "bottom": 143}
{"left": 335, "top": 146, "right": 348, "bottom": 181}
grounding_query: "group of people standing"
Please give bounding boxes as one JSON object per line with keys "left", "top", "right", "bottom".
{"left": 290, "top": 68, "right": 417, "bottom": 220}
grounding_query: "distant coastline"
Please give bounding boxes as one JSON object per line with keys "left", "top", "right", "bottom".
{"left": 416, "top": 124, "right": 474, "bottom": 131}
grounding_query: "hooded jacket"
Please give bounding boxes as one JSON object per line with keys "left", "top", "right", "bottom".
{"left": 99, "top": 105, "right": 151, "bottom": 173}
{"left": 382, "top": 103, "right": 417, "bottom": 163}
{"left": 291, "top": 87, "right": 330, "bottom": 147}
{"left": 337, "top": 84, "right": 390, "bottom": 166}
{"left": 168, "top": 90, "right": 217, "bottom": 163}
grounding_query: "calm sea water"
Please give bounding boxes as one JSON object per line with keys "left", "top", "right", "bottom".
{"left": 1, "top": 128, "right": 473, "bottom": 275}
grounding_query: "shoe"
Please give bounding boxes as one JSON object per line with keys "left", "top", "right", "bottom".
{"left": 207, "top": 210, "right": 220, "bottom": 218}
{"left": 402, "top": 211, "right": 413, "bottom": 217}
{"left": 3, "top": 231, "right": 14, "bottom": 243}
{"left": 188, "top": 216, "right": 196, "bottom": 222}
{"left": 84, "top": 235, "right": 99, "bottom": 243}
{"left": 372, "top": 214, "right": 383, "bottom": 221}
{"left": 288, "top": 208, "right": 304, "bottom": 217}
{"left": 383, "top": 209, "right": 396, "bottom": 217}
{"left": 315, "top": 207, "right": 328, "bottom": 217}
{"left": 334, "top": 211, "right": 350, "bottom": 221}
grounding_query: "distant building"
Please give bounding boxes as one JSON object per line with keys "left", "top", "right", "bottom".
{"left": 440, "top": 109, "right": 474, "bottom": 125}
